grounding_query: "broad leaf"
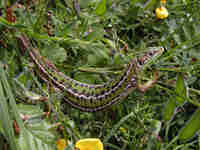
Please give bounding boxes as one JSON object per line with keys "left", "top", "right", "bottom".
{"left": 175, "top": 73, "right": 187, "bottom": 105}
{"left": 17, "top": 104, "right": 57, "bottom": 150}
{"left": 163, "top": 98, "right": 177, "bottom": 123}
{"left": 178, "top": 109, "right": 200, "bottom": 140}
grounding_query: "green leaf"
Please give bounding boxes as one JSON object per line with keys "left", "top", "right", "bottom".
{"left": 0, "top": 17, "right": 27, "bottom": 29}
{"left": 163, "top": 98, "right": 177, "bottom": 123}
{"left": 42, "top": 44, "right": 67, "bottom": 64}
{"left": 151, "top": 120, "right": 162, "bottom": 137}
{"left": 178, "top": 108, "right": 200, "bottom": 140}
{"left": 17, "top": 104, "right": 43, "bottom": 116}
{"left": 0, "top": 63, "right": 23, "bottom": 150}
{"left": 0, "top": 64, "right": 25, "bottom": 128}
{"left": 175, "top": 73, "right": 187, "bottom": 105}
{"left": 0, "top": 0, "right": 6, "bottom": 7}
{"left": 18, "top": 129, "right": 56, "bottom": 150}
{"left": 0, "top": 76, "right": 19, "bottom": 150}
{"left": 96, "top": 0, "right": 107, "bottom": 16}
{"left": 16, "top": 104, "right": 57, "bottom": 150}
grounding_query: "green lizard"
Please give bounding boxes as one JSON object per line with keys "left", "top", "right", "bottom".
{"left": 18, "top": 35, "right": 164, "bottom": 112}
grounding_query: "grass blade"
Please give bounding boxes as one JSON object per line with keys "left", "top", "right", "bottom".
{"left": 0, "top": 65, "right": 19, "bottom": 150}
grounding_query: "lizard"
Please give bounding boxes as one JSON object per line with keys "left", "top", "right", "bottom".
{"left": 18, "top": 34, "right": 164, "bottom": 112}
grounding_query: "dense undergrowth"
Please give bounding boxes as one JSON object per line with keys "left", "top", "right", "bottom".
{"left": 0, "top": 0, "right": 200, "bottom": 150}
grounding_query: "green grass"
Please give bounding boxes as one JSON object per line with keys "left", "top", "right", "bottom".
{"left": 0, "top": 0, "right": 200, "bottom": 149}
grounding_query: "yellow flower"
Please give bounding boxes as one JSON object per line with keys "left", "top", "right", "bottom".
{"left": 75, "top": 138, "right": 103, "bottom": 150}
{"left": 161, "top": 0, "right": 166, "bottom": 4}
{"left": 155, "top": 6, "right": 169, "bottom": 19}
{"left": 56, "top": 139, "right": 67, "bottom": 150}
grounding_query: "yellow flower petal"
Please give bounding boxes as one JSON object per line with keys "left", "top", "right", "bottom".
{"left": 75, "top": 138, "right": 103, "bottom": 150}
{"left": 155, "top": 6, "right": 169, "bottom": 19}
{"left": 56, "top": 139, "right": 67, "bottom": 150}
{"left": 161, "top": 0, "right": 167, "bottom": 4}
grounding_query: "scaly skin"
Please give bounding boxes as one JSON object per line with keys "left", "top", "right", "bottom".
{"left": 18, "top": 35, "right": 164, "bottom": 112}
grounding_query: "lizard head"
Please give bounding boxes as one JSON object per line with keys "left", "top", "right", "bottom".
{"left": 136, "top": 47, "right": 165, "bottom": 69}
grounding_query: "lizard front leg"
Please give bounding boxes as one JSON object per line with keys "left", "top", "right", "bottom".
{"left": 136, "top": 71, "right": 159, "bottom": 92}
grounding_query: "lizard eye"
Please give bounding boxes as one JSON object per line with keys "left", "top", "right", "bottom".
{"left": 149, "top": 51, "right": 154, "bottom": 56}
